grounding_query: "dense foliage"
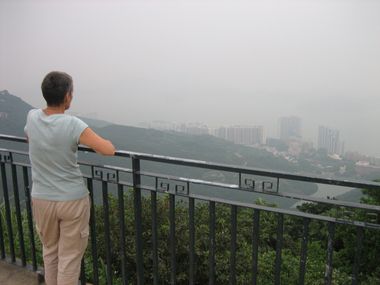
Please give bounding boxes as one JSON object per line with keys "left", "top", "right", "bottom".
{"left": 82, "top": 187, "right": 380, "bottom": 284}
{"left": 1, "top": 186, "right": 379, "bottom": 284}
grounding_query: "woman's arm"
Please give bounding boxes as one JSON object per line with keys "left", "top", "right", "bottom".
{"left": 79, "top": 128, "right": 115, "bottom": 156}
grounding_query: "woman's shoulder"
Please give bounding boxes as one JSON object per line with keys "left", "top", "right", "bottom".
{"left": 26, "top": 108, "right": 42, "bottom": 120}
{"left": 27, "top": 108, "right": 40, "bottom": 115}
{"left": 65, "top": 114, "right": 86, "bottom": 124}
{"left": 61, "top": 115, "right": 88, "bottom": 132}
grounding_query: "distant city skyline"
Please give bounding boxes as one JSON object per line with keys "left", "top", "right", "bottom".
{"left": 136, "top": 118, "right": 352, "bottom": 156}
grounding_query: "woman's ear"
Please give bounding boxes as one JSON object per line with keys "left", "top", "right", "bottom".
{"left": 64, "top": 92, "right": 73, "bottom": 110}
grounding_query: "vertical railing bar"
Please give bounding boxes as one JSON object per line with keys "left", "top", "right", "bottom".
{"left": 22, "top": 166, "right": 37, "bottom": 270}
{"left": 0, "top": 161, "right": 15, "bottom": 262}
{"left": 238, "top": 172, "right": 242, "bottom": 188}
{"left": 252, "top": 209, "right": 260, "bottom": 285}
{"left": 169, "top": 193, "right": 176, "bottom": 285}
{"left": 298, "top": 218, "right": 310, "bottom": 285}
{"left": 151, "top": 179, "right": 158, "bottom": 285}
{"left": 0, "top": 161, "right": 6, "bottom": 259}
{"left": 132, "top": 157, "right": 144, "bottom": 285}
{"left": 87, "top": 177, "right": 99, "bottom": 285}
{"left": 324, "top": 222, "right": 335, "bottom": 285}
{"left": 209, "top": 201, "right": 216, "bottom": 285}
{"left": 274, "top": 213, "right": 284, "bottom": 285}
{"left": 118, "top": 182, "right": 128, "bottom": 285}
{"left": 11, "top": 161, "right": 26, "bottom": 266}
{"left": 80, "top": 258, "right": 86, "bottom": 285}
{"left": 230, "top": 205, "right": 237, "bottom": 285}
{"left": 189, "top": 196, "right": 195, "bottom": 285}
{"left": 351, "top": 227, "right": 364, "bottom": 285}
{"left": 0, "top": 178, "right": 5, "bottom": 259}
{"left": 102, "top": 181, "right": 113, "bottom": 285}
{"left": 276, "top": 177, "right": 280, "bottom": 193}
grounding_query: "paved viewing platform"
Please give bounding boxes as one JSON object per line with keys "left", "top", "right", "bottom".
{"left": 0, "top": 260, "right": 44, "bottom": 285}
{"left": 0, "top": 261, "right": 91, "bottom": 285}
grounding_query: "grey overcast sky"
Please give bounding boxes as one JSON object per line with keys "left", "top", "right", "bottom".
{"left": 1, "top": 0, "right": 379, "bottom": 156}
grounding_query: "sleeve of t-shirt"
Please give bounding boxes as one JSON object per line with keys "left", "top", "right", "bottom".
{"left": 24, "top": 121, "right": 28, "bottom": 136}
{"left": 24, "top": 109, "right": 33, "bottom": 136}
{"left": 72, "top": 117, "right": 89, "bottom": 144}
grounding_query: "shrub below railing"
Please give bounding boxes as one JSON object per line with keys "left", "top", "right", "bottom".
{"left": 1, "top": 190, "right": 380, "bottom": 284}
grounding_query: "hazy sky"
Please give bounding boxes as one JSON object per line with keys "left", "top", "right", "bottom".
{"left": 1, "top": 0, "right": 379, "bottom": 156}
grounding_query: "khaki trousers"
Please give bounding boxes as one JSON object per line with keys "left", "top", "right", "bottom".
{"left": 32, "top": 196, "right": 90, "bottom": 285}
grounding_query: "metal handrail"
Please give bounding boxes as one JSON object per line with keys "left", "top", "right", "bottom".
{"left": 2, "top": 134, "right": 380, "bottom": 190}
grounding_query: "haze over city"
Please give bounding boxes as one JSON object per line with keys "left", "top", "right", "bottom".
{"left": 1, "top": 0, "right": 379, "bottom": 156}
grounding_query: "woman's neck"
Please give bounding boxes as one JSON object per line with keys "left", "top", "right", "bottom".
{"left": 43, "top": 105, "right": 66, "bottom": 115}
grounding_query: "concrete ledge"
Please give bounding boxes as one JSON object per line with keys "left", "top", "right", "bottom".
{"left": 0, "top": 260, "right": 44, "bottom": 285}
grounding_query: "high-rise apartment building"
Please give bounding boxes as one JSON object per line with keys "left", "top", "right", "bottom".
{"left": 218, "top": 125, "right": 264, "bottom": 145}
{"left": 279, "top": 116, "right": 302, "bottom": 141}
{"left": 318, "top": 126, "right": 343, "bottom": 155}
{"left": 216, "top": 127, "right": 227, "bottom": 140}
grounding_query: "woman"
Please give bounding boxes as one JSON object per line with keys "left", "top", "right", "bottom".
{"left": 24, "top": 71, "right": 115, "bottom": 285}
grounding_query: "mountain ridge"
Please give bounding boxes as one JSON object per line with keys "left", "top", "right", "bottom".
{"left": 0, "top": 89, "right": 297, "bottom": 172}
{"left": 0, "top": 90, "right": 321, "bottom": 207}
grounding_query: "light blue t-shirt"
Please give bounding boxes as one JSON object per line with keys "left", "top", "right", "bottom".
{"left": 24, "top": 109, "right": 89, "bottom": 201}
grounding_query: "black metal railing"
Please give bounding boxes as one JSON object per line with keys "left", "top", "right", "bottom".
{"left": 0, "top": 134, "right": 380, "bottom": 284}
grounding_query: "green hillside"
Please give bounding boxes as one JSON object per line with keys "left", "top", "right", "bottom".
{"left": 0, "top": 90, "right": 33, "bottom": 136}
{"left": 92, "top": 124, "right": 296, "bottom": 171}
{"left": 0, "top": 90, "right": 317, "bottom": 207}
{"left": 0, "top": 90, "right": 297, "bottom": 173}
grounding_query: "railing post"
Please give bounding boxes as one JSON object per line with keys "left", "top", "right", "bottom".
{"left": 102, "top": 180, "right": 113, "bottom": 285}
{"left": 189, "top": 197, "right": 195, "bottom": 285}
{"left": 0, "top": 159, "right": 15, "bottom": 262}
{"left": 169, "top": 193, "right": 176, "bottom": 285}
{"left": 0, "top": 190, "right": 4, "bottom": 259}
{"left": 22, "top": 166, "right": 37, "bottom": 270}
{"left": 252, "top": 209, "right": 260, "bottom": 285}
{"left": 298, "top": 218, "right": 310, "bottom": 285}
{"left": 10, "top": 155, "right": 26, "bottom": 266}
{"left": 80, "top": 259, "right": 86, "bottom": 285}
{"left": 274, "top": 214, "right": 284, "bottom": 285}
{"left": 230, "top": 205, "right": 237, "bottom": 285}
{"left": 118, "top": 183, "right": 128, "bottom": 285}
{"left": 324, "top": 222, "right": 335, "bottom": 285}
{"left": 351, "top": 227, "right": 363, "bottom": 285}
{"left": 87, "top": 177, "right": 99, "bottom": 285}
{"left": 132, "top": 156, "right": 144, "bottom": 285}
{"left": 151, "top": 189, "right": 158, "bottom": 285}
{"left": 209, "top": 201, "right": 216, "bottom": 285}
